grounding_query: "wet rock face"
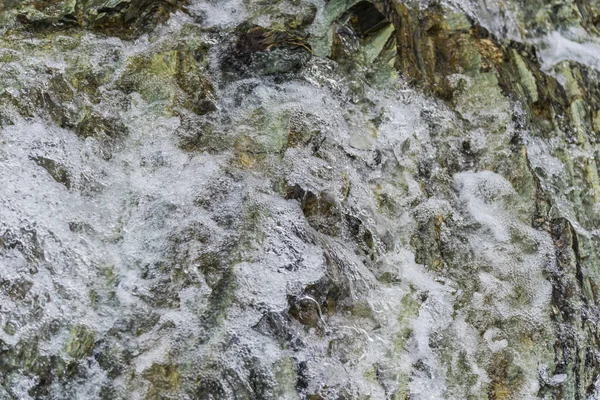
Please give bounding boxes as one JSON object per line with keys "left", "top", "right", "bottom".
{"left": 1, "top": 0, "right": 600, "bottom": 399}
{"left": 0, "top": 0, "right": 186, "bottom": 38}
{"left": 221, "top": 23, "right": 313, "bottom": 81}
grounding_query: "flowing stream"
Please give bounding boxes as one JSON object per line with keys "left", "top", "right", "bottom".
{"left": 1, "top": 0, "right": 600, "bottom": 399}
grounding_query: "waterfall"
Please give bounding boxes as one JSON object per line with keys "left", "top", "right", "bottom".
{"left": 1, "top": 0, "right": 600, "bottom": 398}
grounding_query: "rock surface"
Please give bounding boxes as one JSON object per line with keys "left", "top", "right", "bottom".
{"left": 0, "top": 0, "right": 600, "bottom": 399}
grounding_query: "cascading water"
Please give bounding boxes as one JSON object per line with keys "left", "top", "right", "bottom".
{"left": 0, "top": 0, "right": 600, "bottom": 399}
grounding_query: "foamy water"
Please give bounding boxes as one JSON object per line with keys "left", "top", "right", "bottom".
{"left": 0, "top": 0, "right": 599, "bottom": 398}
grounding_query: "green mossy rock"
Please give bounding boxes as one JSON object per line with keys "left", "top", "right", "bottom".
{"left": 65, "top": 325, "right": 96, "bottom": 359}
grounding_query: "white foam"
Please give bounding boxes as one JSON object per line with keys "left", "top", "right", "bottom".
{"left": 537, "top": 28, "right": 600, "bottom": 71}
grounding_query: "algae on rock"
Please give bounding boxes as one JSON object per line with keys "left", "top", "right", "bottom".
{"left": 1, "top": 0, "right": 600, "bottom": 399}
